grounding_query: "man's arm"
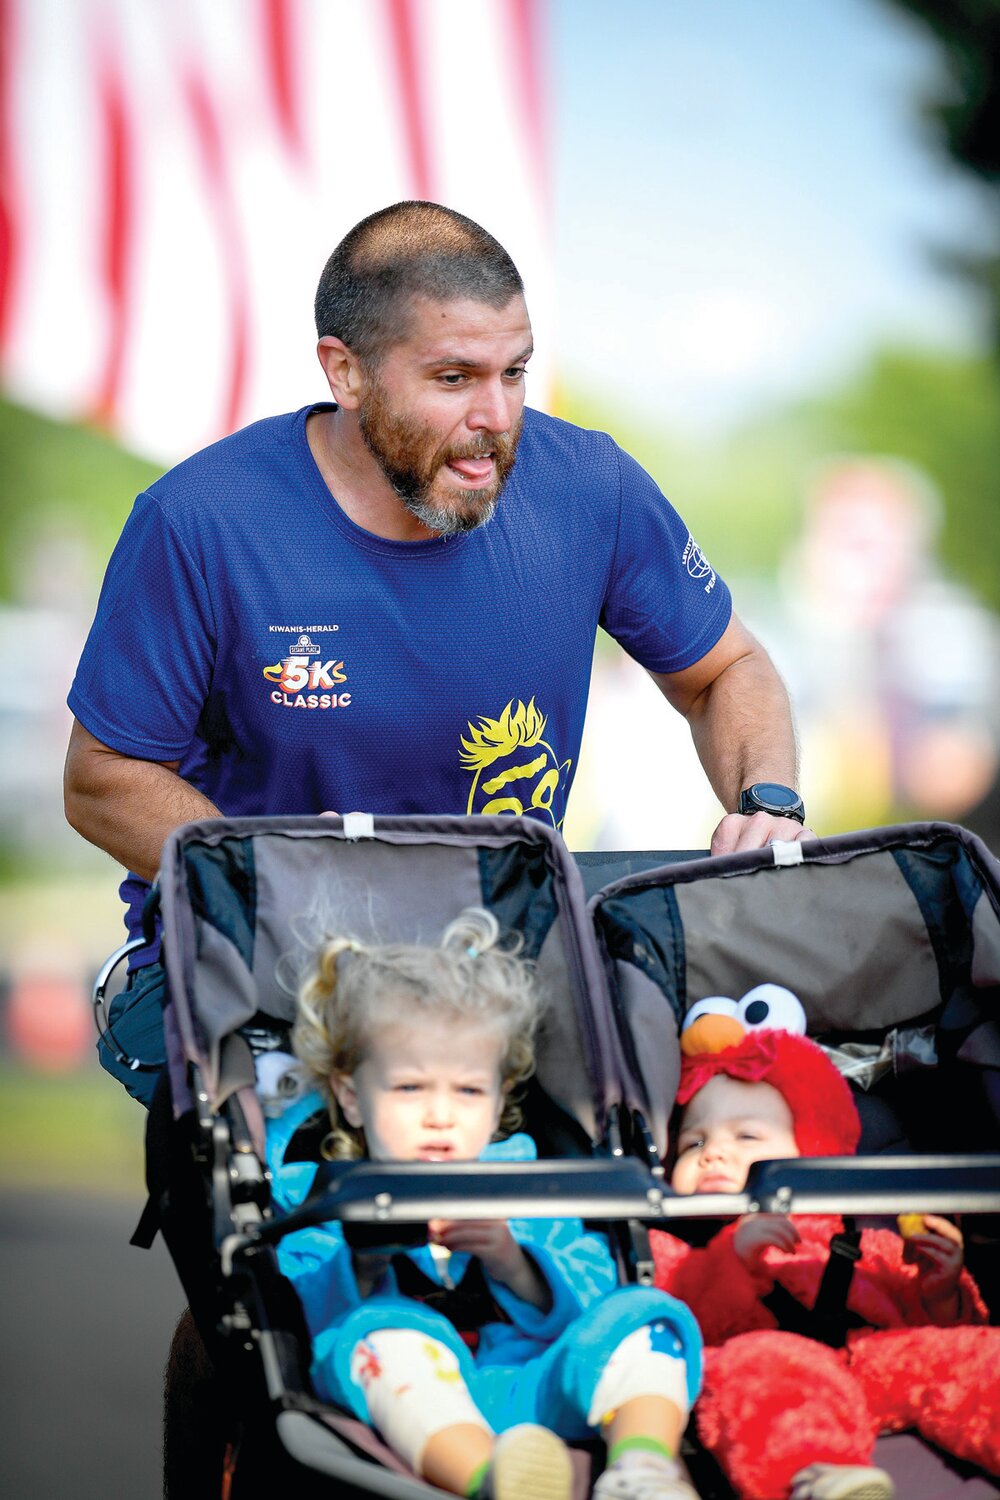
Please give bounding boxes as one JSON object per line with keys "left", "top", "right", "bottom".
{"left": 63, "top": 718, "right": 222, "bottom": 881}
{"left": 649, "top": 613, "right": 816, "bottom": 855}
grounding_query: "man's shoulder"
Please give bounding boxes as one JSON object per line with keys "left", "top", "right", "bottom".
{"left": 147, "top": 406, "right": 316, "bottom": 508}
{"left": 520, "top": 405, "right": 618, "bottom": 461}
{"left": 513, "top": 409, "right": 628, "bottom": 512}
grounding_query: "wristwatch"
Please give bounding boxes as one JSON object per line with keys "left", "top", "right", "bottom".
{"left": 738, "top": 782, "right": 806, "bottom": 824}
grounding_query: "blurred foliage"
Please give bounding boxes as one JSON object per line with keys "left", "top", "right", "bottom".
{"left": 562, "top": 344, "right": 1000, "bottom": 610}
{"left": 0, "top": 398, "right": 162, "bottom": 602}
{"left": 880, "top": 0, "right": 1000, "bottom": 346}
{"left": 881, "top": 0, "right": 1000, "bottom": 183}
{"left": 796, "top": 346, "right": 1000, "bottom": 609}
{"left": 0, "top": 1060, "right": 144, "bottom": 1194}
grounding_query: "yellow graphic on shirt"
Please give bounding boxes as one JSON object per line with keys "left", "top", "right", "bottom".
{"left": 460, "top": 698, "right": 571, "bottom": 828}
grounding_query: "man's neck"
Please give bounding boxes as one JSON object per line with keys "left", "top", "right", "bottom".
{"left": 305, "top": 406, "right": 439, "bottom": 543}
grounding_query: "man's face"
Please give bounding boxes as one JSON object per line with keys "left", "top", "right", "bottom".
{"left": 357, "top": 294, "right": 532, "bottom": 535}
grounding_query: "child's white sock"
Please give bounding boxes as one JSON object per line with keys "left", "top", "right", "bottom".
{"left": 587, "top": 1322, "right": 690, "bottom": 1428}
{"left": 350, "top": 1329, "right": 490, "bottom": 1473}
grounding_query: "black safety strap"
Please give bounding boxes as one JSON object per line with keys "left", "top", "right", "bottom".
{"left": 761, "top": 1218, "right": 865, "bottom": 1347}
{"left": 131, "top": 1192, "right": 162, "bottom": 1249}
{"left": 390, "top": 1254, "right": 512, "bottom": 1351}
{"left": 130, "top": 1066, "right": 176, "bottom": 1247}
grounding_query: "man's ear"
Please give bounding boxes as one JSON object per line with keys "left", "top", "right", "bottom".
{"left": 330, "top": 1072, "right": 363, "bottom": 1127}
{"left": 317, "top": 336, "right": 366, "bottom": 410}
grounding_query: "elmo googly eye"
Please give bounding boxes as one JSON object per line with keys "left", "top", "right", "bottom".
{"left": 681, "top": 996, "right": 743, "bottom": 1056}
{"left": 684, "top": 996, "right": 738, "bottom": 1028}
{"left": 734, "top": 984, "right": 807, "bottom": 1036}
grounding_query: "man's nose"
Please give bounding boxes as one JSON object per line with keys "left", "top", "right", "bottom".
{"left": 467, "top": 380, "right": 512, "bottom": 434}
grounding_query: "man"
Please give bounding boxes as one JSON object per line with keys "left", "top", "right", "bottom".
{"left": 65, "top": 200, "right": 813, "bottom": 1107}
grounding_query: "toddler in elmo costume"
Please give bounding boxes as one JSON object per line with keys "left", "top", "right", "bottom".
{"left": 651, "top": 993, "right": 999, "bottom": 1500}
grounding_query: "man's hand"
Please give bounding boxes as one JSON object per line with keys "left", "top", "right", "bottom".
{"left": 711, "top": 811, "right": 818, "bottom": 856}
{"left": 429, "top": 1218, "right": 550, "bottom": 1310}
{"left": 732, "top": 1213, "right": 801, "bottom": 1272}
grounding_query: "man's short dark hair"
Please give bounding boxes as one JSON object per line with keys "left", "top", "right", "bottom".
{"left": 314, "top": 201, "right": 524, "bottom": 364}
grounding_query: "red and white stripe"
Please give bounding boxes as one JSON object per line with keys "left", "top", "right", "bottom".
{"left": 0, "top": 0, "right": 552, "bottom": 464}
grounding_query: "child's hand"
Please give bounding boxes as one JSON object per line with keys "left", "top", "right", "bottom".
{"left": 429, "top": 1217, "right": 520, "bottom": 1277}
{"left": 429, "top": 1219, "right": 551, "bottom": 1309}
{"left": 732, "top": 1213, "right": 801, "bottom": 1271}
{"left": 904, "top": 1214, "right": 964, "bottom": 1316}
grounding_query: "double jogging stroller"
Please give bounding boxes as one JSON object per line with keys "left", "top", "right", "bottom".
{"left": 112, "top": 813, "right": 1000, "bottom": 1498}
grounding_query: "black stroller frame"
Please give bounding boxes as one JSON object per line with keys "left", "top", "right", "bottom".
{"left": 123, "top": 814, "right": 1000, "bottom": 1499}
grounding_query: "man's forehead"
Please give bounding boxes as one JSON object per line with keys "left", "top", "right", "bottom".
{"left": 396, "top": 293, "right": 532, "bottom": 357}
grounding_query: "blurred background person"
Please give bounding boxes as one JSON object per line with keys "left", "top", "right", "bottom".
{"left": 772, "top": 455, "right": 1000, "bottom": 834}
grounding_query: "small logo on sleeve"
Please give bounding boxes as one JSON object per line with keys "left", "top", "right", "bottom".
{"left": 682, "top": 532, "right": 716, "bottom": 593}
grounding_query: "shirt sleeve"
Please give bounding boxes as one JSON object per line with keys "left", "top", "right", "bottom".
{"left": 486, "top": 1216, "right": 619, "bottom": 1339}
{"left": 68, "top": 490, "right": 216, "bottom": 759}
{"left": 276, "top": 1220, "right": 365, "bottom": 1339}
{"left": 600, "top": 444, "right": 732, "bottom": 674}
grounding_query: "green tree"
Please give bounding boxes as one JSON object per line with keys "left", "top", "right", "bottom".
{"left": 0, "top": 398, "right": 161, "bottom": 602}
{"left": 881, "top": 0, "right": 1000, "bottom": 344}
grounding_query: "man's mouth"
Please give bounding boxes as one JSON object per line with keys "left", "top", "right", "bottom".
{"left": 445, "top": 454, "right": 495, "bottom": 485}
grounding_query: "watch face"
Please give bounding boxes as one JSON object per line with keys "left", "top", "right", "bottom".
{"left": 756, "top": 783, "right": 797, "bottom": 808}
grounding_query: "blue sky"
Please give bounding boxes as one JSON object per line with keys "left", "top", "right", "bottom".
{"left": 549, "top": 0, "right": 993, "bottom": 432}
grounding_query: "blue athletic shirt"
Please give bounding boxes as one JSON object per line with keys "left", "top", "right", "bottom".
{"left": 69, "top": 403, "right": 731, "bottom": 954}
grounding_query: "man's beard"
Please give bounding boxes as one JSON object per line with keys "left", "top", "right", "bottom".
{"left": 358, "top": 380, "right": 522, "bottom": 536}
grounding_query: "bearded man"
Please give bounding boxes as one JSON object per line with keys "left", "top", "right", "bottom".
{"left": 65, "top": 200, "right": 813, "bottom": 1106}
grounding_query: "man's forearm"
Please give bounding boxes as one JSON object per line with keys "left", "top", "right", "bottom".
{"left": 645, "top": 616, "right": 812, "bottom": 854}
{"left": 685, "top": 645, "right": 799, "bottom": 813}
{"left": 64, "top": 721, "right": 221, "bottom": 881}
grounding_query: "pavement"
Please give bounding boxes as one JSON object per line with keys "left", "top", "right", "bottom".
{"left": 0, "top": 1187, "right": 184, "bottom": 1500}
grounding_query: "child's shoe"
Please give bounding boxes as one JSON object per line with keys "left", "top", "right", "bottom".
{"left": 592, "top": 1454, "right": 702, "bottom": 1500}
{"left": 482, "top": 1423, "right": 573, "bottom": 1500}
{"left": 790, "top": 1463, "right": 895, "bottom": 1500}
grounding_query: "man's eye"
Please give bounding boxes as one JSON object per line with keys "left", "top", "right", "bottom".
{"left": 504, "top": 366, "right": 527, "bottom": 381}
{"left": 438, "top": 372, "right": 466, "bottom": 385}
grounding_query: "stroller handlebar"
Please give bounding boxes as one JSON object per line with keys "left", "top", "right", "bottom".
{"left": 234, "top": 1153, "right": 1000, "bottom": 1257}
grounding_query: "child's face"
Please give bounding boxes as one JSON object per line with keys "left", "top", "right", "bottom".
{"left": 331, "top": 1015, "right": 506, "bottom": 1162}
{"left": 671, "top": 1074, "right": 799, "bottom": 1194}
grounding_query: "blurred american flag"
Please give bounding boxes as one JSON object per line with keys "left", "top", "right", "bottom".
{"left": 0, "top": 0, "right": 553, "bottom": 464}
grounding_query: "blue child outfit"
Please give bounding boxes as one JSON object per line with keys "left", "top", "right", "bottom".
{"left": 267, "top": 1094, "right": 702, "bottom": 1437}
